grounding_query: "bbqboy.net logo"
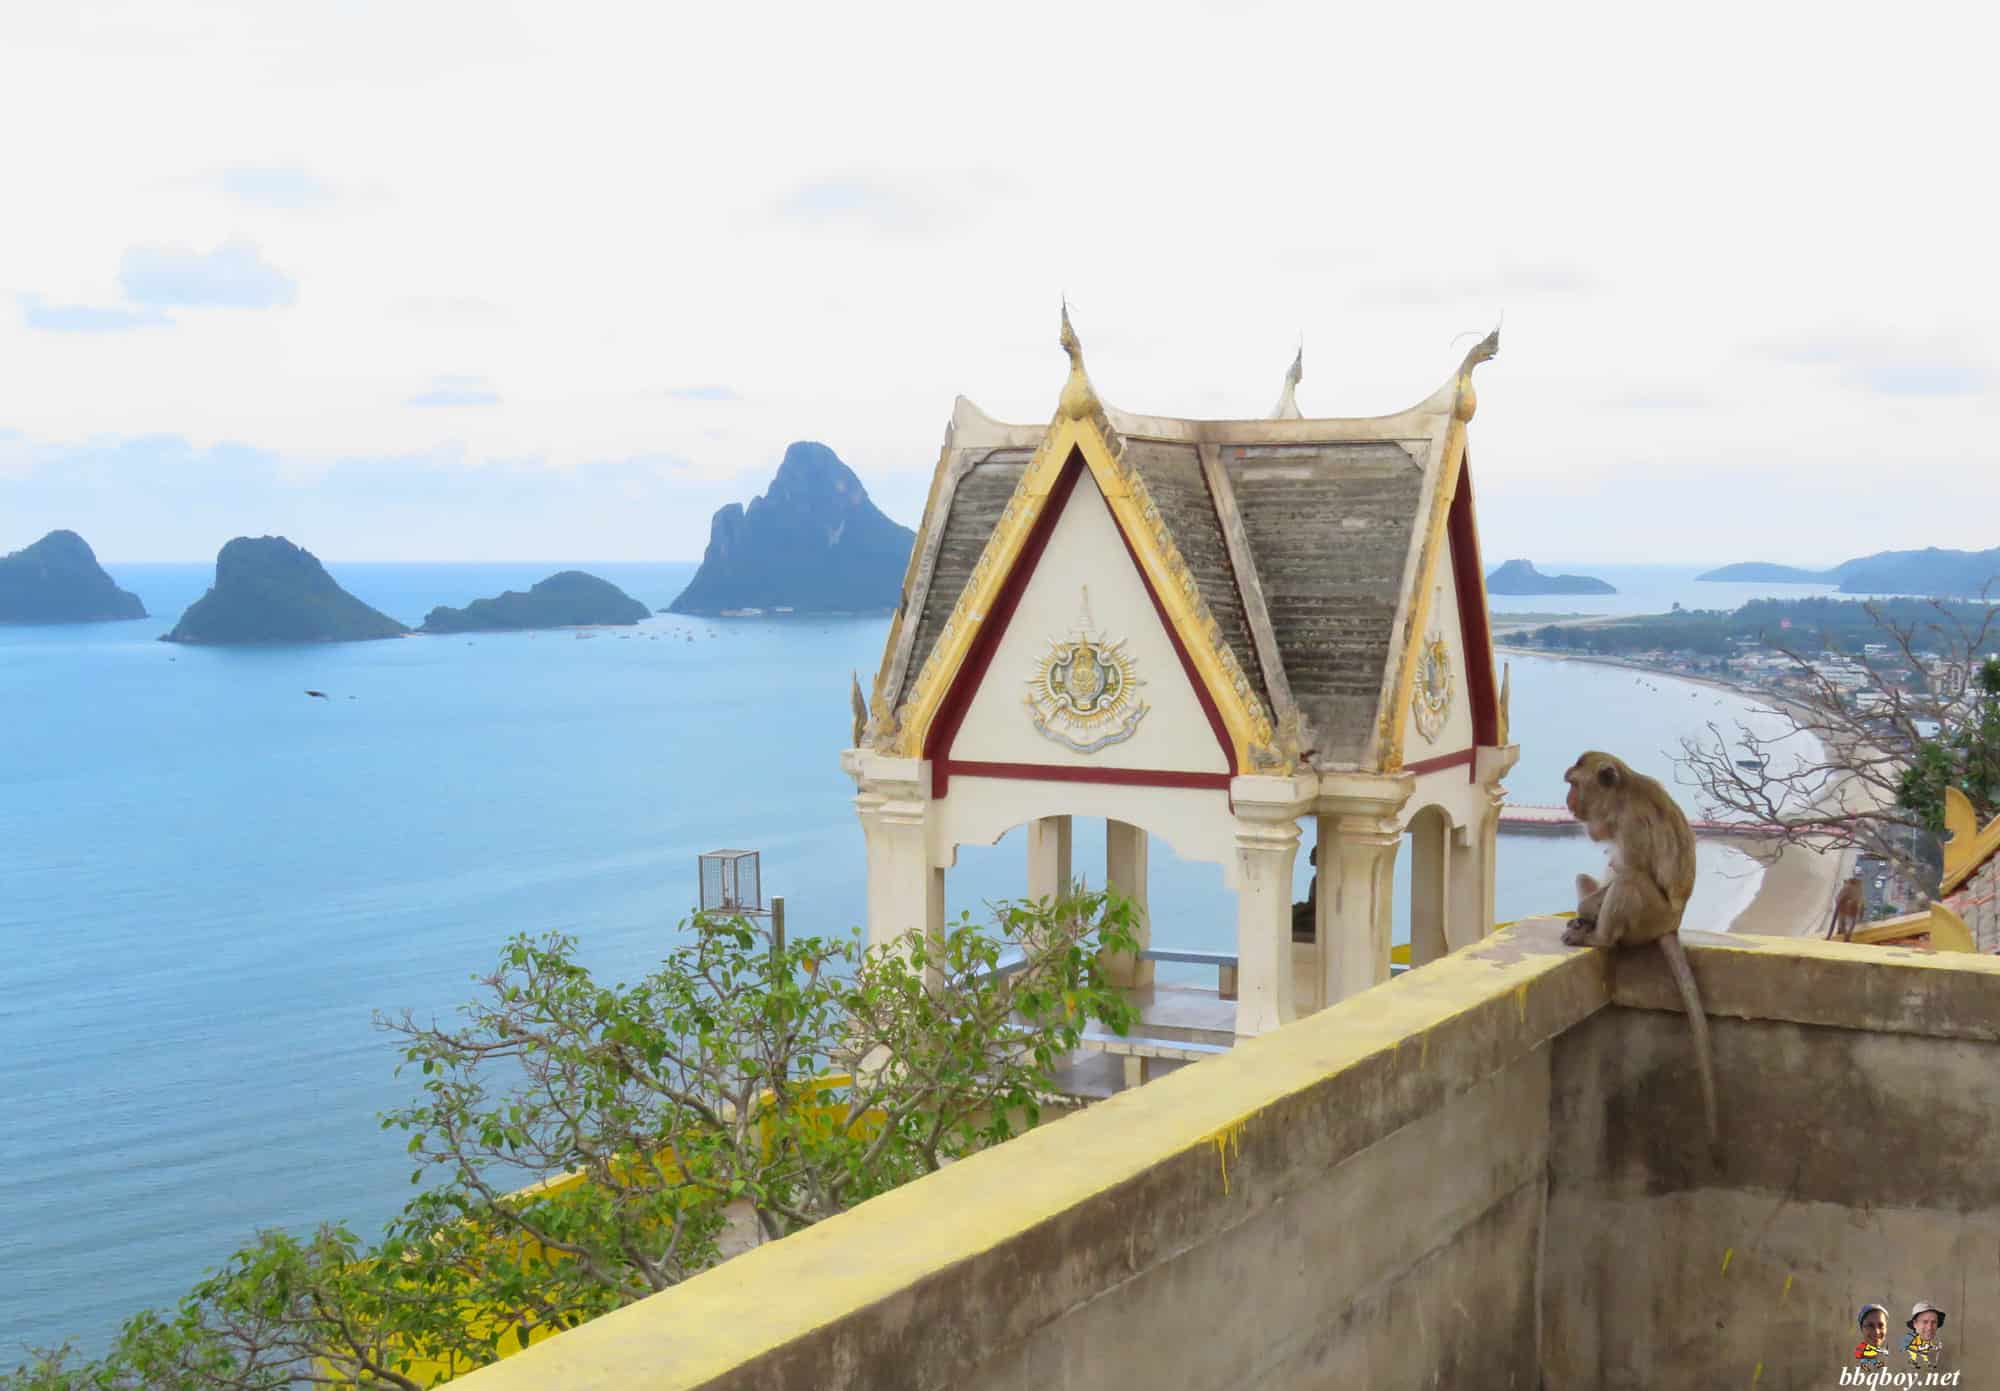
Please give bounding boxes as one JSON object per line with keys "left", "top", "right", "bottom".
{"left": 1844, "top": 1300, "right": 1957, "bottom": 1386}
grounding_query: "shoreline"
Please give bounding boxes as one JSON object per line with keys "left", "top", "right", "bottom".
{"left": 1498, "top": 644, "right": 1847, "bottom": 938}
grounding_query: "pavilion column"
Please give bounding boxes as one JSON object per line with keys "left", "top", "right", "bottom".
{"left": 1231, "top": 775, "right": 1313, "bottom": 1040}
{"left": 848, "top": 754, "right": 944, "bottom": 960}
{"left": 1317, "top": 773, "right": 1416, "bottom": 1005}
{"left": 1102, "top": 819, "right": 1153, "bottom": 990}
{"left": 1409, "top": 811, "right": 1451, "bottom": 967}
{"left": 1450, "top": 745, "right": 1521, "bottom": 948}
{"left": 1026, "top": 814, "right": 1073, "bottom": 903}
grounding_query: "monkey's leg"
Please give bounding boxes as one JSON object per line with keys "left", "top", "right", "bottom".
{"left": 1563, "top": 874, "right": 1607, "bottom": 945}
{"left": 1574, "top": 874, "right": 1670, "bottom": 949}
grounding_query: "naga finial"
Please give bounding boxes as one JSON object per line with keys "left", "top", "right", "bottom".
{"left": 1270, "top": 343, "right": 1304, "bottom": 419}
{"left": 850, "top": 670, "right": 869, "bottom": 748}
{"left": 1454, "top": 327, "right": 1500, "bottom": 422}
{"left": 1057, "top": 300, "right": 1099, "bottom": 421}
{"left": 1497, "top": 660, "right": 1512, "bottom": 745}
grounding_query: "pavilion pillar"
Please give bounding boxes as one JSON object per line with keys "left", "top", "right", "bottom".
{"left": 1317, "top": 773, "right": 1415, "bottom": 1005}
{"left": 1231, "top": 775, "right": 1313, "bottom": 1039}
{"left": 1450, "top": 745, "right": 1521, "bottom": 948}
{"left": 1102, "top": 819, "right": 1153, "bottom": 990}
{"left": 1026, "top": 814, "right": 1073, "bottom": 903}
{"left": 1409, "top": 810, "right": 1451, "bottom": 967}
{"left": 846, "top": 753, "right": 944, "bottom": 961}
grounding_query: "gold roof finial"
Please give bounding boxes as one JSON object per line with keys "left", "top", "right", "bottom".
{"left": 1453, "top": 326, "right": 1500, "bottom": 423}
{"left": 1270, "top": 343, "right": 1304, "bottom": 419}
{"left": 1497, "top": 660, "right": 1511, "bottom": 744}
{"left": 1057, "top": 300, "right": 1099, "bottom": 421}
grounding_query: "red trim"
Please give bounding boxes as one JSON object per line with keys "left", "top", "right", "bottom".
{"left": 942, "top": 760, "right": 1233, "bottom": 791}
{"left": 924, "top": 454, "right": 1087, "bottom": 797}
{"left": 924, "top": 448, "right": 1238, "bottom": 796}
{"left": 1404, "top": 747, "right": 1475, "bottom": 777}
{"left": 1104, "top": 468, "right": 1238, "bottom": 770}
{"left": 1448, "top": 456, "right": 1500, "bottom": 751}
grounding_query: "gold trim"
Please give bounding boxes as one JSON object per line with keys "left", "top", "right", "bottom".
{"left": 1941, "top": 785, "right": 2000, "bottom": 894}
{"left": 891, "top": 409, "right": 1277, "bottom": 771}
{"left": 1379, "top": 336, "right": 1499, "bottom": 771}
{"left": 1380, "top": 425, "right": 1465, "bottom": 770}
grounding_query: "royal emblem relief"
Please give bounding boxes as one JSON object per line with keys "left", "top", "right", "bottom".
{"left": 1026, "top": 590, "right": 1149, "bottom": 753}
{"left": 1413, "top": 630, "right": 1454, "bottom": 743}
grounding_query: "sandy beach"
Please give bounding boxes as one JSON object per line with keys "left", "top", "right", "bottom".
{"left": 1498, "top": 642, "right": 1855, "bottom": 938}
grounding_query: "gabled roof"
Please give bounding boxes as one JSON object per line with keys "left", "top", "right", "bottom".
{"left": 864, "top": 315, "right": 1502, "bottom": 776}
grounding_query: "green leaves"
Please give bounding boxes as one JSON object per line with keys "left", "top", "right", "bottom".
{"left": 5, "top": 892, "right": 1144, "bottom": 1390}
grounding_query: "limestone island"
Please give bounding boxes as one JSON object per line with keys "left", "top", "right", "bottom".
{"left": 163, "top": 536, "right": 409, "bottom": 645}
{"left": 1699, "top": 545, "right": 2000, "bottom": 595}
{"left": 0, "top": 530, "right": 147, "bottom": 623}
{"left": 665, "top": 441, "right": 914, "bottom": 616}
{"left": 1694, "top": 561, "right": 1834, "bottom": 584}
{"left": 1484, "top": 558, "right": 1615, "bottom": 596}
{"left": 419, "top": 571, "right": 650, "bottom": 633}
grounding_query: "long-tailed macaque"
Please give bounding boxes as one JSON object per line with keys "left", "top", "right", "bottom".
{"left": 1563, "top": 750, "right": 1719, "bottom": 1149}
{"left": 1828, "top": 875, "right": 1865, "bottom": 941}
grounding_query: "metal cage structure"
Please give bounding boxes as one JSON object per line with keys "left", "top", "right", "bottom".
{"left": 698, "top": 849, "right": 764, "bottom": 916}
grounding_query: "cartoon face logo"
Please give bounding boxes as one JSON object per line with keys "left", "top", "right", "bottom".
{"left": 1027, "top": 633, "right": 1149, "bottom": 753}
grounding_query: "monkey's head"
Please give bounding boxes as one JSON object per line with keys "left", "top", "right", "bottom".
{"left": 1563, "top": 750, "right": 1631, "bottom": 839}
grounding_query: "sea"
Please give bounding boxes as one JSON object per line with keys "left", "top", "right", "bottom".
{"left": 0, "top": 560, "right": 1845, "bottom": 1357}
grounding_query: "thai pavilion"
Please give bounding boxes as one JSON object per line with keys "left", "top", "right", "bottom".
{"left": 843, "top": 312, "right": 1518, "bottom": 1040}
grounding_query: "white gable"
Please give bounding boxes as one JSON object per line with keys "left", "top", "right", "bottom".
{"left": 1398, "top": 538, "right": 1476, "bottom": 757}
{"left": 944, "top": 470, "right": 1230, "bottom": 776}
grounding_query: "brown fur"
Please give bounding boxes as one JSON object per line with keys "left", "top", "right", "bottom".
{"left": 1828, "top": 875, "right": 1865, "bottom": 941}
{"left": 1562, "top": 750, "right": 1718, "bottom": 1150}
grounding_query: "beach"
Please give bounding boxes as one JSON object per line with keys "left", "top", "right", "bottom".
{"left": 1499, "top": 642, "right": 1852, "bottom": 938}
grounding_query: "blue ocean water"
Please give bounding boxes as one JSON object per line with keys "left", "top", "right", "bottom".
{"left": 2, "top": 559, "right": 1798, "bottom": 1355}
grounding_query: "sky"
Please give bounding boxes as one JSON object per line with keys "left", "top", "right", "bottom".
{"left": 3, "top": 1, "right": 1996, "bottom": 566}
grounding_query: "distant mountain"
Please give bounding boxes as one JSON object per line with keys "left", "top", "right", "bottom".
{"left": 0, "top": 530, "right": 147, "bottom": 623}
{"left": 1485, "top": 559, "right": 1616, "bottom": 596}
{"left": 1693, "top": 562, "right": 1836, "bottom": 583}
{"left": 666, "top": 441, "right": 915, "bottom": 616}
{"left": 1697, "top": 546, "right": 2000, "bottom": 596}
{"left": 164, "top": 537, "right": 409, "bottom": 644}
{"left": 1834, "top": 546, "right": 2000, "bottom": 596}
{"left": 419, "top": 571, "right": 650, "bottom": 633}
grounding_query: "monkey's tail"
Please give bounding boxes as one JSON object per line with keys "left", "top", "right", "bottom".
{"left": 1658, "top": 933, "right": 1719, "bottom": 1151}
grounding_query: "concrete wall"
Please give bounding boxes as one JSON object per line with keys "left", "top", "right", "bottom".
{"left": 455, "top": 921, "right": 1605, "bottom": 1391}
{"left": 447, "top": 927, "right": 2000, "bottom": 1391}
{"left": 1544, "top": 932, "right": 2000, "bottom": 1390}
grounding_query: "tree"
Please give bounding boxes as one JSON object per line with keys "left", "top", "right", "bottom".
{"left": 4, "top": 891, "right": 1140, "bottom": 1389}
{"left": 1677, "top": 595, "right": 2000, "bottom": 898}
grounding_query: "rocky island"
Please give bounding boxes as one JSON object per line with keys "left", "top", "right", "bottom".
{"left": 1699, "top": 546, "right": 2000, "bottom": 596}
{"left": 419, "top": 571, "right": 650, "bottom": 633}
{"left": 0, "top": 530, "right": 147, "bottom": 623}
{"left": 164, "top": 537, "right": 409, "bottom": 644}
{"left": 1484, "top": 558, "right": 1616, "bottom": 596}
{"left": 666, "top": 441, "right": 914, "bottom": 616}
{"left": 1693, "top": 561, "right": 1834, "bottom": 584}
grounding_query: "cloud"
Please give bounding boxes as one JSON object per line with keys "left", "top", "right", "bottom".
{"left": 1601, "top": 389, "right": 1711, "bottom": 410}
{"left": 214, "top": 165, "right": 333, "bottom": 209}
{"left": 1351, "top": 263, "right": 1596, "bottom": 308}
{"left": 407, "top": 375, "right": 502, "bottom": 408}
{"left": 773, "top": 177, "right": 929, "bottom": 234}
{"left": 1764, "top": 332, "right": 1989, "bottom": 399}
{"left": 398, "top": 295, "right": 506, "bottom": 320}
{"left": 664, "top": 384, "right": 740, "bottom": 402}
{"left": 119, "top": 240, "right": 297, "bottom": 308}
{"left": 18, "top": 294, "right": 170, "bottom": 333}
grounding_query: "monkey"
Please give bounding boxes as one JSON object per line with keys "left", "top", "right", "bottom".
{"left": 1827, "top": 875, "right": 1865, "bottom": 941}
{"left": 1562, "top": 750, "right": 1719, "bottom": 1151}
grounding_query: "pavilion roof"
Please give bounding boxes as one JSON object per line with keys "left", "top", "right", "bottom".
{"left": 865, "top": 318, "right": 1501, "bottom": 774}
